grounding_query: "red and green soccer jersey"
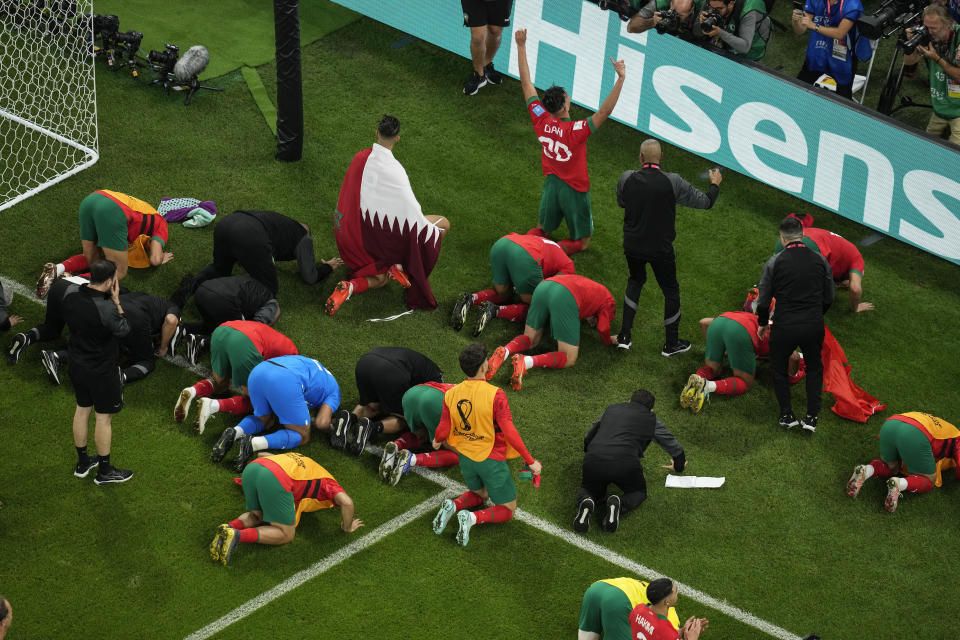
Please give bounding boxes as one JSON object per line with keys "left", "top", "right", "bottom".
{"left": 548, "top": 274, "right": 616, "bottom": 345}
{"left": 222, "top": 320, "right": 298, "bottom": 359}
{"left": 504, "top": 232, "right": 575, "bottom": 278}
{"left": 719, "top": 311, "right": 769, "bottom": 357}
{"left": 95, "top": 189, "right": 169, "bottom": 246}
{"left": 630, "top": 604, "right": 679, "bottom": 640}
{"left": 804, "top": 227, "right": 865, "bottom": 279}
{"left": 527, "top": 98, "right": 595, "bottom": 192}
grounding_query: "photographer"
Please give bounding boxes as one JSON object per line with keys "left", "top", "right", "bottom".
{"left": 693, "top": 0, "right": 771, "bottom": 60}
{"left": 903, "top": 4, "right": 960, "bottom": 145}
{"left": 628, "top": 0, "right": 696, "bottom": 37}
{"left": 792, "top": 0, "right": 864, "bottom": 98}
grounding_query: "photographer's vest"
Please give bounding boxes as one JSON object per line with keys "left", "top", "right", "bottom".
{"left": 443, "top": 380, "right": 521, "bottom": 462}
{"left": 727, "top": 0, "right": 770, "bottom": 60}
{"left": 929, "top": 25, "right": 960, "bottom": 118}
{"left": 256, "top": 452, "right": 337, "bottom": 525}
{"left": 894, "top": 412, "right": 960, "bottom": 487}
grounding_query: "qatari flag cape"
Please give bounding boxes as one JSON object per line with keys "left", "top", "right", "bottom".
{"left": 335, "top": 144, "right": 443, "bottom": 310}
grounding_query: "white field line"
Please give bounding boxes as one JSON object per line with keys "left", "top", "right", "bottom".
{"left": 2, "top": 274, "right": 801, "bottom": 640}
{"left": 183, "top": 491, "right": 448, "bottom": 640}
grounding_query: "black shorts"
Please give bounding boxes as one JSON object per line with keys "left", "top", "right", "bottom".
{"left": 462, "top": 0, "right": 513, "bottom": 28}
{"left": 355, "top": 353, "right": 412, "bottom": 416}
{"left": 72, "top": 366, "right": 123, "bottom": 414}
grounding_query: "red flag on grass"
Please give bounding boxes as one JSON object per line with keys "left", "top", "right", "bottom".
{"left": 821, "top": 326, "right": 886, "bottom": 422}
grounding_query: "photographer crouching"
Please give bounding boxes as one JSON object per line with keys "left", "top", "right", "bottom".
{"left": 693, "top": 0, "right": 771, "bottom": 61}
{"left": 628, "top": 0, "right": 697, "bottom": 38}
{"left": 902, "top": 4, "right": 960, "bottom": 145}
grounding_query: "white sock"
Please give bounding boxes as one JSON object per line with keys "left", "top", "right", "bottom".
{"left": 407, "top": 453, "right": 418, "bottom": 467}
{"left": 232, "top": 425, "right": 245, "bottom": 437}
{"left": 862, "top": 464, "right": 875, "bottom": 479}
{"left": 251, "top": 436, "right": 269, "bottom": 452}
{"left": 55, "top": 263, "right": 65, "bottom": 276}
{"left": 705, "top": 381, "right": 717, "bottom": 393}
{"left": 503, "top": 346, "right": 511, "bottom": 357}
{"left": 524, "top": 355, "right": 534, "bottom": 369}
{"left": 895, "top": 477, "right": 908, "bottom": 491}
{"left": 209, "top": 399, "right": 220, "bottom": 413}
{"left": 467, "top": 511, "right": 477, "bottom": 525}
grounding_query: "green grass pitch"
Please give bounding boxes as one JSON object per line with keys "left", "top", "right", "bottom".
{"left": 0, "top": 5, "right": 958, "bottom": 639}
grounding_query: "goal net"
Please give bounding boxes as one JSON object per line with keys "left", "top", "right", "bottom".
{"left": 0, "top": 1, "right": 98, "bottom": 212}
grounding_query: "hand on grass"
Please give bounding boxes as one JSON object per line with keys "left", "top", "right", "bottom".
{"left": 342, "top": 518, "right": 364, "bottom": 533}
{"left": 8, "top": 315, "right": 23, "bottom": 327}
{"left": 662, "top": 459, "right": 688, "bottom": 472}
{"left": 855, "top": 302, "right": 874, "bottom": 312}
{"left": 324, "top": 257, "right": 344, "bottom": 269}
{"left": 161, "top": 252, "right": 174, "bottom": 265}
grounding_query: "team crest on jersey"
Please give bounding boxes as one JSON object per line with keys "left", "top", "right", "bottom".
{"left": 573, "top": 120, "right": 584, "bottom": 130}
{"left": 532, "top": 104, "right": 546, "bottom": 117}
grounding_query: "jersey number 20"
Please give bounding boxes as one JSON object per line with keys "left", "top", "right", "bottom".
{"left": 538, "top": 136, "right": 572, "bottom": 162}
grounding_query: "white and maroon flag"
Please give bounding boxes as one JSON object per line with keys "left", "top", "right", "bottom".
{"left": 335, "top": 144, "right": 443, "bottom": 310}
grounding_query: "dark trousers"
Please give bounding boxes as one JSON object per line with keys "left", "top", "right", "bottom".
{"left": 196, "top": 214, "right": 278, "bottom": 294}
{"left": 576, "top": 454, "right": 647, "bottom": 515}
{"left": 770, "top": 322, "right": 824, "bottom": 416}
{"left": 619, "top": 252, "right": 681, "bottom": 344}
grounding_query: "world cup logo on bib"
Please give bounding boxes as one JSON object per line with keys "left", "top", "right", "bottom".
{"left": 456, "top": 399, "right": 473, "bottom": 432}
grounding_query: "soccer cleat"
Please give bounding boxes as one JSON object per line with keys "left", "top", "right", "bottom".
{"left": 473, "top": 301, "right": 498, "bottom": 337}
{"left": 788, "top": 357, "right": 807, "bottom": 384}
{"left": 689, "top": 376, "right": 709, "bottom": 414}
{"left": 433, "top": 498, "right": 457, "bottom": 535}
{"left": 210, "top": 524, "right": 239, "bottom": 565}
{"left": 389, "top": 449, "right": 413, "bottom": 487}
{"left": 846, "top": 465, "right": 868, "bottom": 499}
{"left": 455, "top": 510, "right": 474, "bottom": 547}
{"left": 325, "top": 281, "right": 352, "bottom": 316}
{"left": 211, "top": 427, "right": 237, "bottom": 463}
{"left": 743, "top": 285, "right": 760, "bottom": 313}
{"left": 184, "top": 333, "right": 197, "bottom": 365}
{"left": 485, "top": 346, "right": 507, "bottom": 381}
{"left": 801, "top": 414, "right": 818, "bottom": 433}
{"left": 194, "top": 397, "right": 218, "bottom": 435}
{"left": 346, "top": 416, "right": 374, "bottom": 456}
{"left": 483, "top": 63, "right": 502, "bottom": 85}
{"left": 616, "top": 335, "right": 631, "bottom": 350}
{"left": 778, "top": 412, "right": 800, "bottom": 429}
{"left": 451, "top": 292, "right": 472, "bottom": 331}
{"left": 509, "top": 354, "right": 527, "bottom": 391}
{"left": 35, "top": 262, "right": 58, "bottom": 299}
{"left": 463, "top": 71, "right": 487, "bottom": 95}
{"left": 330, "top": 409, "right": 354, "bottom": 450}
{"left": 601, "top": 495, "right": 621, "bottom": 533}
{"left": 7, "top": 333, "right": 28, "bottom": 365}
{"left": 191, "top": 336, "right": 209, "bottom": 364}
{"left": 174, "top": 387, "right": 196, "bottom": 424}
{"left": 387, "top": 264, "right": 412, "bottom": 288}
{"left": 167, "top": 325, "right": 185, "bottom": 357}
{"left": 661, "top": 339, "right": 691, "bottom": 357}
{"left": 679, "top": 373, "right": 700, "bottom": 409}
{"left": 573, "top": 497, "right": 595, "bottom": 533}
{"left": 73, "top": 457, "right": 99, "bottom": 478}
{"left": 379, "top": 441, "right": 399, "bottom": 481}
{"left": 40, "top": 349, "right": 62, "bottom": 385}
{"left": 884, "top": 478, "right": 901, "bottom": 513}
{"left": 232, "top": 434, "right": 254, "bottom": 472}
{"left": 93, "top": 467, "right": 133, "bottom": 485}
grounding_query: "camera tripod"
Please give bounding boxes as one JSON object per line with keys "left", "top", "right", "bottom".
{"left": 149, "top": 71, "right": 223, "bottom": 106}
{"left": 875, "top": 41, "right": 931, "bottom": 115}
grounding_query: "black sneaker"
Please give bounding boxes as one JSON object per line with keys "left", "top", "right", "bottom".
{"left": 184, "top": 333, "right": 198, "bottom": 365}
{"left": 346, "top": 416, "right": 374, "bottom": 456}
{"left": 483, "top": 63, "right": 503, "bottom": 85}
{"left": 40, "top": 349, "right": 61, "bottom": 385}
{"left": 6, "top": 333, "right": 27, "bottom": 365}
{"left": 778, "top": 412, "right": 800, "bottom": 429}
{"left": 232, "top": 434, "right": 254, "bottom": 472}
{"left": 330, "top": 409, "right": 354, "bottom": 451}
{"left": 473, "top": 301, "right": 498, "bottom": 337}
{"left": 451, "top": 291, "right": 471, "bottom": 331}
{"left": 801, "top": 414, "right": 818, "bottom": 433}
{"left": 120, "top": 370, "right": 128, "bottom": 386}
{"left": 661, "top": 340, "right": 691, "bottom": 357}
{"left": 463, "top": 71, "right": 487, "bottom": 96}
{"left": 94, "top": 466, "right": 133, "bottom": 485}
{"left": 167, "top": 325, "right": 185, "bottom": 356}
{"left": 573, "top": 497, "right": 595, "bottom": 533}
{"left": 600, "top": 495, "right": 621, "bottom": 532}
{"left": 616, "top": 333, "right": 631, "bottom": 350}
{"left": 73, "top": 457, "right": 99, "bottom": 478}
{"left": 196, "top": 336, "right": 209, "bottom": 361}
{"left": 211, "top": 427, "right": 238, "bottom": 463}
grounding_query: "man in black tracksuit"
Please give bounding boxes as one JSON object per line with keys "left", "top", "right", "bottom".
{"left": 195, "top": 210, "right": 340, "bottom": 294}
{"left": 756, "top": 216, "right": 834, "bottom": 432}
{"left": 574, "top": 389, "right": 686, "bottom": 533}
{"left": 616, "top": 138, "right": 722, "bottom": 356}
{"left": 60, "top": 260, "right": 133, "bottom": 485}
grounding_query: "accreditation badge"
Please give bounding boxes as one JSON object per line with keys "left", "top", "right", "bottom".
{"left": 831, "top": 39, "right": 848, "bottom": 60}
{"left": 948, "top": 78, "right": 960, "bottom": 99}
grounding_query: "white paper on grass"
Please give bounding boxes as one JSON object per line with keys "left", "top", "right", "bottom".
{"left": 665, "top": 474, "right": 726, "bottom": 489}
{"left": 366, "top": 309, "right": 415, "bottom": 322}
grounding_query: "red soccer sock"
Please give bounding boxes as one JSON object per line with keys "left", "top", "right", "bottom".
{"left": 349, "top": 277, "right": 370, "bottom": 294}
{"left": 228, "top": 518, "right": 246, "bottom": 530}
{"left": 904, "top": 475, "right": 934, "bottom": 493}
{"left": 505, "top": 334, "right": 532, "bottom": 355}
{"left": 414, "top": 450, "right": 460, "bottom": 468}
{"left": 473, "top": 289, "right": 500, "bottom": 305}
{"left": 497, "top": 304, "right": 528, "bottom": 322}
{"left": 526, "top": 227, "right": 546, "bottom": 237}
{"left": 60, "top": 254, "right": 88, "bottom": 273}
{"left": 238, "top": 528, "right": 259, "bottom": 544}
{"left": 394, "top": 431, "right": 424, "bottom": 451}
{"left": 192, "top": 379, "right": 215, "bottom": 397}
{"left": 531, "top": 352, "right": 568, "bottom": 369}
{"left": 218, "top": 396, "right": 253, "bottom": 415}
{"left": 473, "top": 505, "right": 514, "bottom": 525}
{"left": 559, "top": 239, "right": 583, "bottom": 255}
{"left": 695, "top": 366, "right": 716, "bottom": 380}
{"left": 868, "top": 459, "right": 896, "bottom": 478}
{"left": 713, "top": 377, "right": 747, "bottom": 396}
{"left": 453, "top": 491, "right": 485, "bottom": 511}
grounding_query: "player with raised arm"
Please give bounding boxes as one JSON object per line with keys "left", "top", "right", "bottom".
{"left": 515, "top": 28, "right": 626, "bottom": 256}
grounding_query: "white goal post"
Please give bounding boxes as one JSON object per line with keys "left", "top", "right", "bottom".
{"left": 0, "top": 1, "right": 98, "bottom": 212}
